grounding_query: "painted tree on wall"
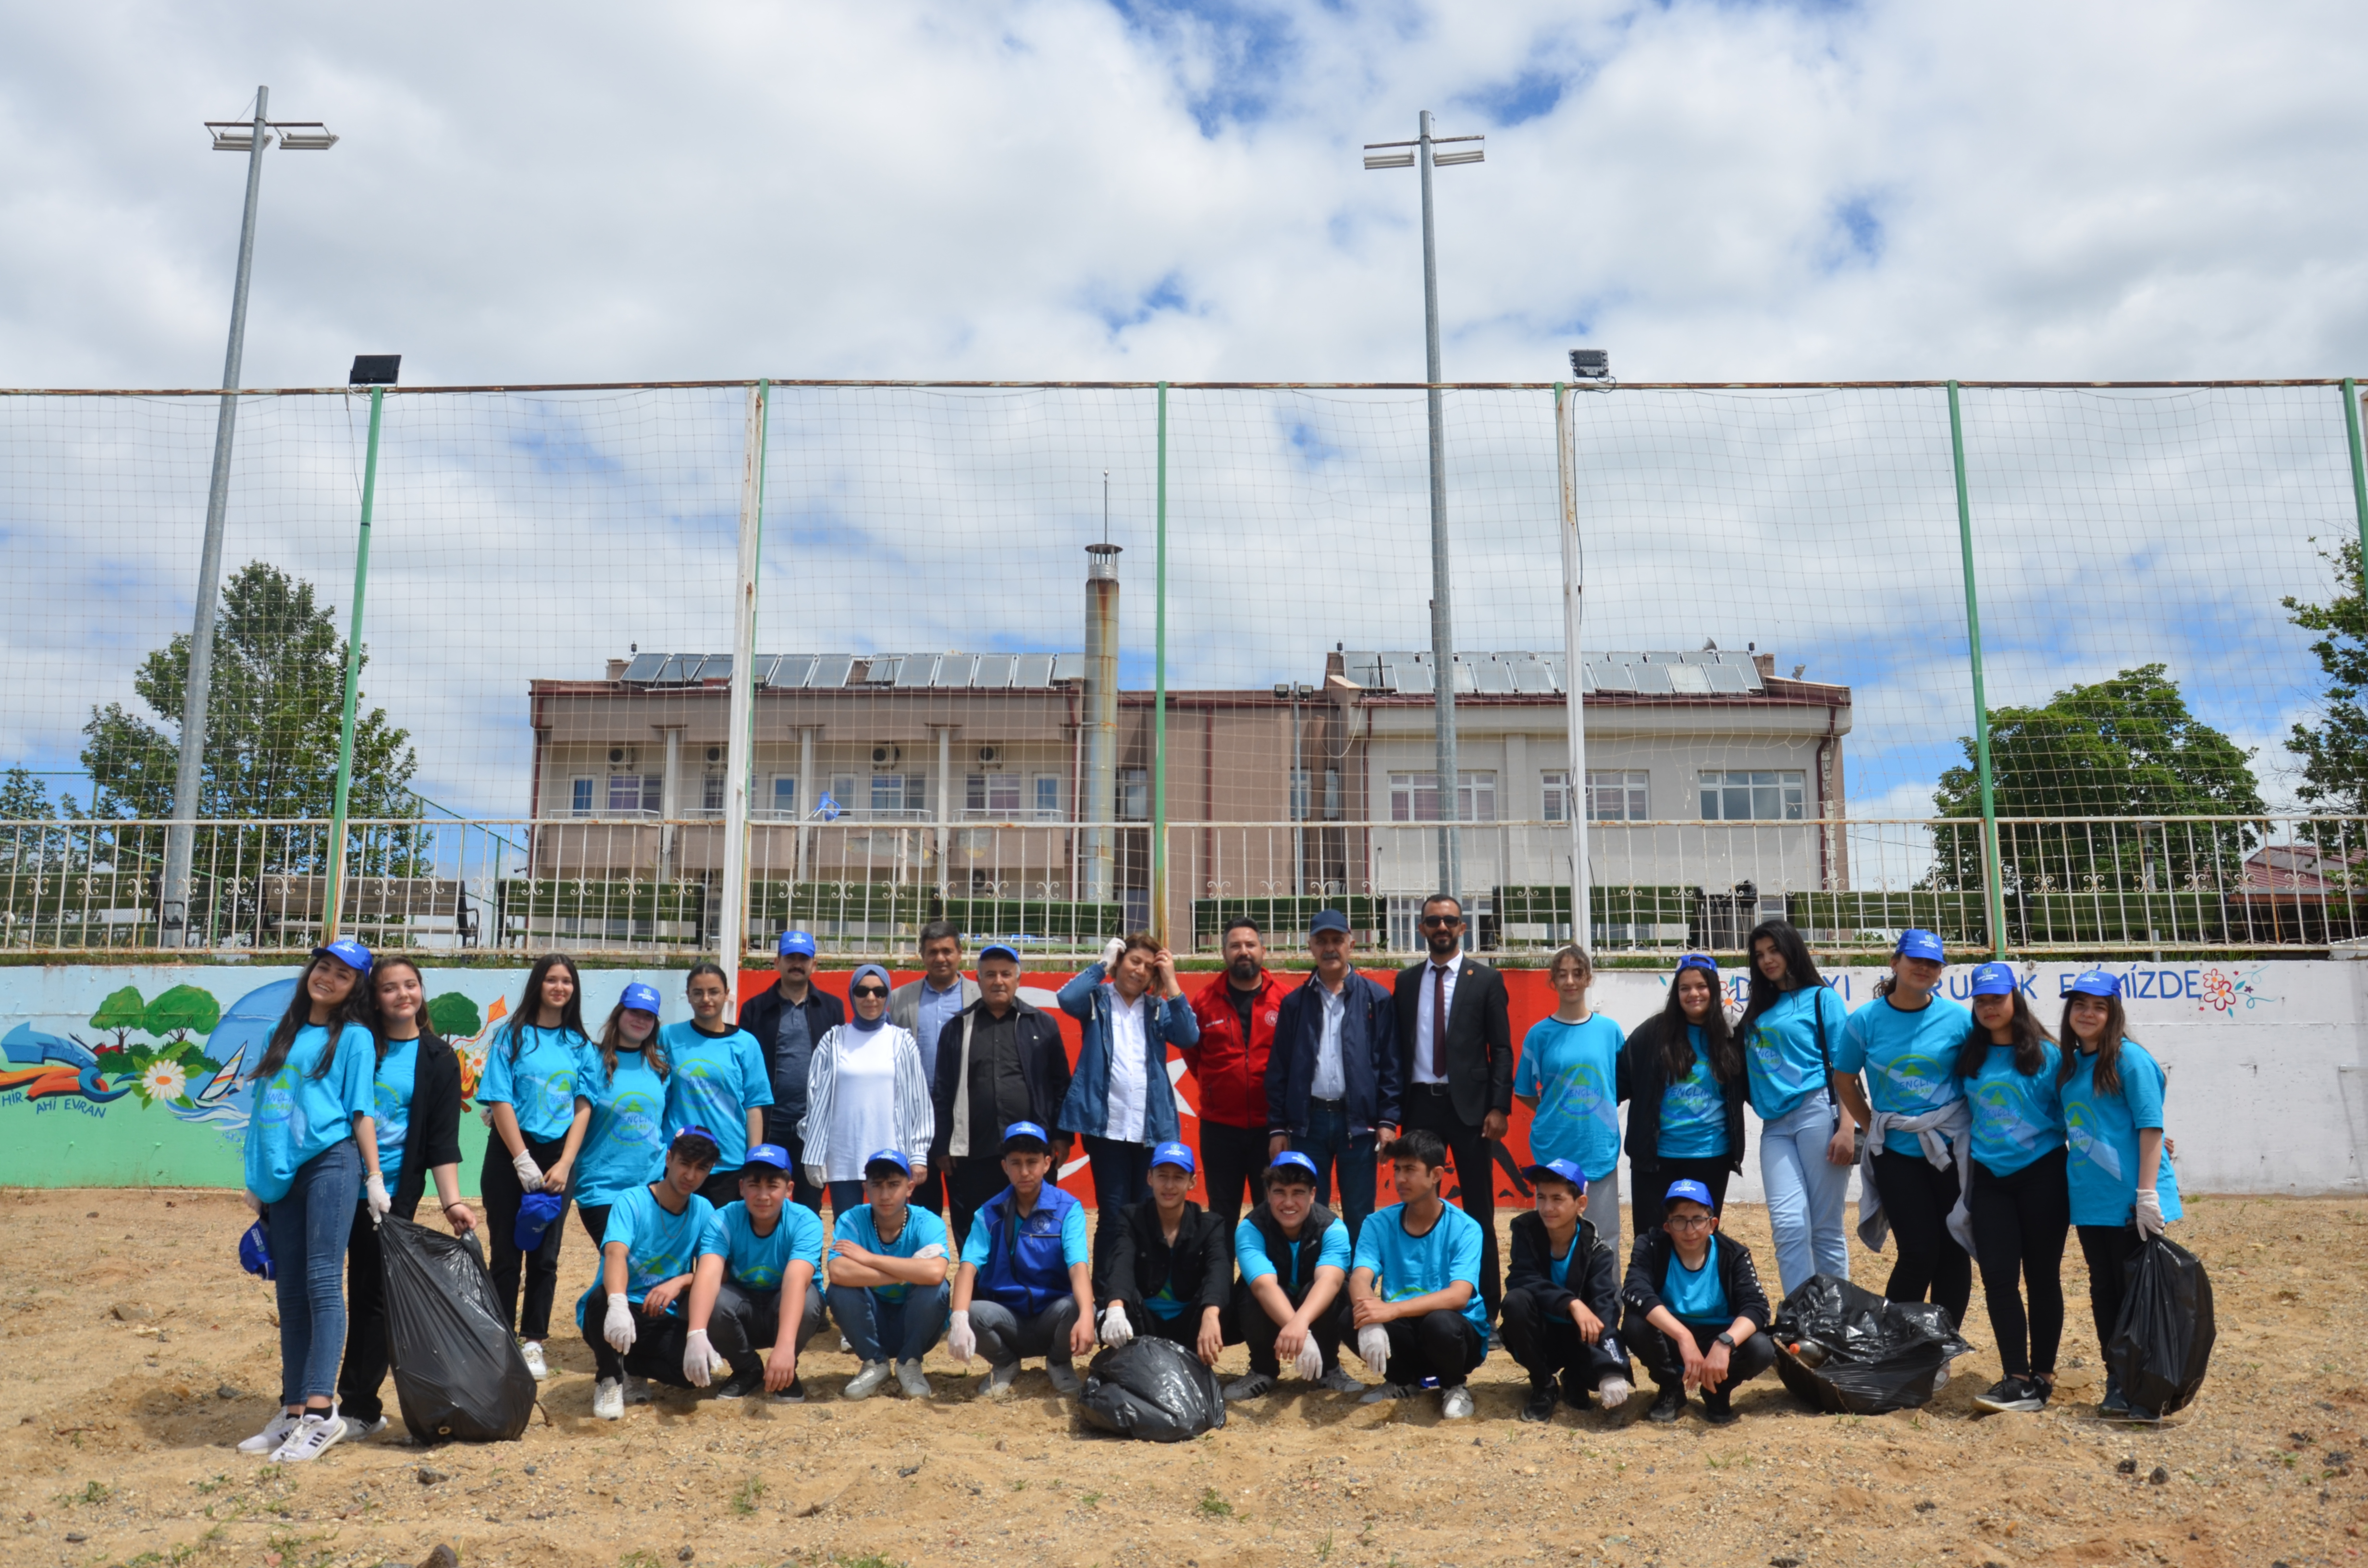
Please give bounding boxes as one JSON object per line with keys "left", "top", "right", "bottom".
{"left": 426, "top": 992, "right": 482, "bottom": 1039}
{"left": 144, "top": 984, "right": 222, "bottom": 1047}
{"left": 88, "top": 986, "right": 148, "bottom": 1052}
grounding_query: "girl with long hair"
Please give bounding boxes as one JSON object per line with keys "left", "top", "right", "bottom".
{"left": 1622, "top": 954, "right": 1747, "bottom": 1237}
{"left": 335, "top": 957, "right": 477, "bottom": 1436}
{"left": 1513, "top": 946, "right": 1629, "bottom": 1266}
{"left": 235, "top": 940, "right": 381, "bottom": 1464}
{"left": 1736, "top": 919, "right": 1852, "bottom": 1297}
{"left": 661, "top": 961, "right": 774, "bottom": 1206}
{"left": 2058, "top": 969, "right": 2183, "bottom": 1421}
{"left": 572, "top": 981, "right": 672, "bottom": 1245}
{"left": 1955, "top": 962, "right": 2067, "bottom": 1414}
{"left": 476, "top": 953, "right": 592, "bottom": 1380}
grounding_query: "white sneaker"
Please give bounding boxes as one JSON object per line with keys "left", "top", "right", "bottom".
{"left": 622, "top": 1374, "right": 652, "bottom": 1406}
{"left": 269, "top": 1412, "right": 347, "bottom": 1463}
{"left": 843, "top": 1361, "right": 893, "bottom": 1401}
{"left": 895, "top": 1361, "right": 932, "bottom": 1400}
{"left": 237, "top": 1409, "right": 300, "bottom": 1454}
{"left": 348, "top": 1415, "right": 391, "bottom": 1439}
{"left": 981, "top": 1362, "right": 1020, "bottom": 1401}
{"left": 1932, "top": 1360, "right": 1953, "bottom": 1393}
{"left": 1440, "top": 1386, "right": 1475, "bottom": 1420}
{"left": 520, "top": 1341, "right": 549, "bottom": 1380}
{"left": 592, "top": 1379, "right": 625, "bottom": 1420}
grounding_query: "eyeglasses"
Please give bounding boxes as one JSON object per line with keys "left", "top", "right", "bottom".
{"left": 1419, "top": 915, "right": 1464, "bottom": 929}
{"left": 1665, "top": 1213, "right": 1714, "bottom": 1231}
{"left": 850, "top": 986, "right": 888, "bottom": 999}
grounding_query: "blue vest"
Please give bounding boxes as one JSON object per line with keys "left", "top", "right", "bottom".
{"left": 974, "top": 1183, "right": 1080, "bottom": 1315}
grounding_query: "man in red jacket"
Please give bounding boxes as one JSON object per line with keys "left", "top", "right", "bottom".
{"left": 1186, "top": 918, "right": 1283, "bottom": 1228}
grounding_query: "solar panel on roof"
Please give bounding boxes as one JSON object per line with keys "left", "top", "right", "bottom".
{"left": 1472, "top": 659, "right": 1515, "bottom": 694}
{"left": 1706, "top": 665, "right": 1750, "bottom": 694}
{"left": 932, "top": 654, "right": 975, "bottom": 688}
{"left": 1451, "top": 661, "right": 1478, "bottom": 694}
{"left": 654, "top": 655, "right": 693, "bottom": 683}
{"left": 622, "top": 652, "right": 665, "bottom": 682}
{"left": 812, "top": 654, "right": 855, "bottom": 688}
{"left": 859, "top": 655, "right": 899, "bottom": 684}
{"left": 1602, "top": 651, "right": 1642, "bottom": 666}
{"left": 972, "top": 653, "right": 1015, "bottom": 688}
{"left": 1510, "top": 658, "right": 1556, "bottom": 694}
{"left": 1342, "top": 652, "right": 1382, "bottom": 687}
{"left": 1667, "top": 663, "right": 1713, "bottom": 694}
{"left": 697, "top": 655, "right": 733, "bottom": 682}
{"left": 1394, "top": 662, "right": 1435, "bottom": 694}
{"left": 1049, "top": 652, "right": 1084, "bottom": 683}
{"left": 1014, "top": 653, "right": 1055, "bottom": 687}
{"left": 896, "top": 654, "right": 938, "bottom": 688}
{"left": 1589, "top": 662, "right": 1636, "bottom": 692}
{"left": 769, "top": 655, "right": 817, "bottom": 689}
{"left": 1632, "top": 664, "right": 1676, "bottom": 694}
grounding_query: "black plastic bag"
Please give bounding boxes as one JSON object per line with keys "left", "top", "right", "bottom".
{"left": 380, "top": 1217, "right": 537, "bottom": 1443}
{"left": 1770, "top": 1273, "right": 1972, "bottom": 1415}
{"left": 1078, "top": 1336, "right": 1227, "bottom": 1442}
{"left": 2106, "top": 1237, "right": 2214, "bottom": 1416}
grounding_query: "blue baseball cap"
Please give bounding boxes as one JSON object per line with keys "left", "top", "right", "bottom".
{"left": 1267, "top": 1150, "right": 1320, "bottom": 1184}
{"left": 671, "top": 1125, "right": 721, "bottom": 1161}
{"left": 1895, "top": 929, "right": 1945, "bottom": 963}
{"left": 311, "top": 937, "right": 372, "bottom": 976}
{"left": 1000, "top": 1120, "right": 1051, "bottom": 1153}
{"left": 1664, "top": 1178, "right": 1716, "bottom": 1210}
{"left": 238, "top": 1219, "right": 275, "bottom": 1280}
{"left": 1308, "top": 909, "right": 1350, "bottom": 938}
{"left": 778, "top": 930, "right": 817, "bottom": 957}
{"left": 619, "top": 981, "right": 663, "bottom": 1014}
{"left": 1523, "top": 1157, "right": 1588, "bottom": 1193}
{"left": 1968, "top": 962, "right": 2017, "bottom": 997}
{"left": 742, "top": 1142, "right": 793, "bottom": 1174}
{"left": 979, "top": 943, "right": 1023, "bottom": 967}
{"left": 2069, "top": 968, "right": 2121, "bottom": 998}
{"left": 1675, "top": 954, "right": 1719, "bottom": 976}
{"left": 515, "top": 1190, "right": 564, "bottom": 1250}
{"left": 863, "top": 1147, "right": 913, "bottom": 1177}
{"left": 1150, "top": 1140, "right": 1196, "bottom": 1174}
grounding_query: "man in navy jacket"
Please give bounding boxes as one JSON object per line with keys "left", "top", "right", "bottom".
{"left": 1267, "top": 910, "right": 1400, "bottom": 1243}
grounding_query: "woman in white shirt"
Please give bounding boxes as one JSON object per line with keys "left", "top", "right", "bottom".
{"left": 801, "top": 963, "right": 934, "bottom": 1218}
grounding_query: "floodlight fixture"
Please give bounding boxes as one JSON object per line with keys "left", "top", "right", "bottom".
{"left": 349, "top": 355, "right": 401, "bottom": 386}
{"left": 1568, "top": 349, "right": 1611, "bottom": 380}
{"left": 206, "top": 120, "right": 337, "bottom": 153}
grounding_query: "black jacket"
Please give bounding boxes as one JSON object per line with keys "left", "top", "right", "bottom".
{"left": 1391, "top": 956, "right": 1514, "bottom": 1127}
{"left": 1268, "top": 969, "right": 1400, "bottom": 1138}
{"left": 1620, "top": 1014, "right": 1748, "bottom": 1176}
{"left": 1619, "top": 1227, "right": 1771, "bottom": 1334}
{"left": 1505, "top": 1210, "right": 1622, "bottom": 1325}
{"left": 736, "top": 981, "right": 845, "bottom": 1146}
{"left": 386, "top": 1032, "right": 464, "bottom": 1221}
{"left": 1099, "top": 1197, "right": 1234, "bottom": 1315}
{"left": 927, "top": 997, "right": 1073, "bottom": 1169}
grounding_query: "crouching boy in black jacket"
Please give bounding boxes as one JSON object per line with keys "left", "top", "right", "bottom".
{"left": 1621, "top": 1178, "right": 1776, "bottom": 1425}
{"left": 1501, "top": 1158, "right": 1634, "bottom": 1422}
{"left": 1096, "top": 1141, "right": 1235, "bottom": 1365}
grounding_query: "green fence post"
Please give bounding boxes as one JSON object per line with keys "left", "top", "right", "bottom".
{"left": 1152, "top": 381, "right": 1170, "bottom": 948}
{"left": 1947, "top": 381, "right": 2008, "bottom": 957}
{"left": 324, "top": 384, "right": 384, "bottom": 943}
{"left": 2345, "top": 379, "right": 2368, "bottom": 564}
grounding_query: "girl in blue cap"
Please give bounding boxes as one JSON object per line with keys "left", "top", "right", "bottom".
{"left": 661, "top": 962, "right": 774, "bottom": 1207}
{"left": 1737, "top": 919, "right": 1853, "bottom": 1298}
{"left": 1622, "top": 954, "right": 1747, "bottom": 1239}
{"left": 570, "top": 983, "right": 673, "bottom": 1246}
{"left": 1954, "top": 961, "right": 2066, "bottom": 1414}
{"left": 479, "top": 952, "right": 592, "bottom": 1381}
{"left": 2058, "top": 969, "right": 2182, "bottom": 1421}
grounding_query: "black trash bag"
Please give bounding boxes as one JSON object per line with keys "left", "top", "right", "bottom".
{"left": 1769, "top": 1273, "right": 1973, "bottom": 1415}
{"left": 379, "top": 1217, "right": 537, "bottom": 1443}
{"left": 1077, "top": 1336, "right": 1227, "bottom": 1442}
{"left": 2106, "top": 1236, "right": 2215, "bottom": 1416}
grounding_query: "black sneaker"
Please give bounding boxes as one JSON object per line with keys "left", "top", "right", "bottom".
{"left": 715, "top": 1371, "right": 764, "bottom": 1401}
{"left": 2099, "top": 1372, "right": 2132, "bottom": 1420}
{"left": 773, "top": 1376, "right": 807, "bottom": 1405}
{"left": 1701, "top": 1401, "right": 1740, "bottom": 1427}
{"left": 1519, "top": 1385, "right": 1558, "bottom": 1423}
{"left": 1646, "top": 1384, "right": 1686, "bottom": 1423}
{"left": 1974, "top": 1376, "right": 2046, "bottom": 1414}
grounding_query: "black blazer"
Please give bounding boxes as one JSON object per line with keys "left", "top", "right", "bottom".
{"left": 1619, "top": 1226, "right": 1772, "bottom": 1334}
{"left": 386, "top": 1032, "right": 464, "bottom": 1221}
{"left": 1391, "top": 956, "right": 1514, "bottom": 1127}
{"left": 1099, "top": 1197, "right": 1235, "bottom": 1314}
{"left": 1620, "top": 1014, "right": 1748, "bottom": 1176}
{"left": 927, "top": 998, "right": 1074, "bottom": 1170}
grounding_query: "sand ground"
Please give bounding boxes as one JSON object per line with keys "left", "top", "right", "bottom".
{"left": 0, "top": 1187, "right": 2356, "bottom": 1568}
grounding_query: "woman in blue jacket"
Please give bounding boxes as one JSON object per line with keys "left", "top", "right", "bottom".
{"left": 1057, "top": 933, "right": 1200, "bottom": 1274}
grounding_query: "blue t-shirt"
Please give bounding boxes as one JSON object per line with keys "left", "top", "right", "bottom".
{"left": 244, "top": 1022, "right": 376, "bottom": 1204}
{"left": 958, "top": 1192, "right": 1092, "bottom": 1269}
{"left": 1513, "top": 1014, "right": 1626, "bottom": 1180}
{"left": 572, "top": 1045, "right": 670, "bottom": 1209}
{"left": 371, "top": 1038, "right": 419, "bottom": 1187}
{"left": 2062, "top": 1040, "right": 2183, "bottom": 1229}
{"left": 480, "top": 1023, "right": 586, "bottom": 1143}
{"left": 1966, "top": 1040, "right": 2066, "bottom": 1177}
{"left": 1657, "top": 1026, "right": 1730, "bottom": 1160}
{"left": 1833, "top": 994, "right": 1972, "bottom": 1157}
{"left": 659, "top": 1021, "right": 774, "bottom": 1173}
{"left": 598, "top": 1184, "right": 713, "bottom": 1307}
{"left": 1664, "top": 1236, "right": 1732, "bottom": 1325}
{"left": 1350, "top": 1201, "right": 1489, "bottom": 1339}
{"left": 699, "top": 1199, "right": 825, "bottom": 1291}
{"left": 831, "top": 1202, "right": 950, "bottom": 1305}
{"left": 1744, "top": 985, "right": 1840, "bottom": 1121}
{"left": 1234, "top": 1216, "right": 1353, "bottom": 1293}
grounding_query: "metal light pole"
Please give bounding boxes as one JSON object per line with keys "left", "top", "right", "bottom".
{"left": 1366, "top": 112, "right": 1482, "bottom": 911}
{"left": 161, "top": 89, "right": 337, "bottom": 946}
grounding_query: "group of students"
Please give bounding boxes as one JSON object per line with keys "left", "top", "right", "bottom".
{"left": 229, "top": 904, "right": 2185, "bottom": 1462}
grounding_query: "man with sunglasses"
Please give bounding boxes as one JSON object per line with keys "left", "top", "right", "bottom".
{"left": 1391, "top": 894, "right": 1513, "bottom": 1322}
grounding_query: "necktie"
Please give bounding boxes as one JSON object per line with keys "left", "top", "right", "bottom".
{"left": 1431, "top": 964, "right": 1448, "bottom": 1079}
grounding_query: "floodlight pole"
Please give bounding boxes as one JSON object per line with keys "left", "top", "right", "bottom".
{"left": 323, "top": 385, "right": 384, "bottom": 943}
{"left": 1555, "top": 382, "right": 1592, "bottom": 953}
{"left": 161, "top": 85, "right": 271, "bottom": 948}
{"left": 719, "top": 380, "right": 769, "bottom": 977}
{"left": 1151, "top": 381, "right": 1171, "bottom": 949}
{"left": 1416, "top": 109, "right": 1461, "bottom": 914}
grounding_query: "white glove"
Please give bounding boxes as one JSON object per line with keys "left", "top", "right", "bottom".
{"left": 1100, "top": 1303, "right": 1135, "bottom": 1348}
{"left": 512, "top": 1151, "right": 545, "bottom": 1189}
{"left": 947, "top": 1309, "right": 975, "bottom": 1364}
{"left": 364, "top": 1173, "right": 391, "bottom": 1225}
{"left": 1356, "top": 1325, "right": 1391, "bottom": 1373}
{"left": 1292, "top": 1337, "right": 1325, "bottom": 1382}
{"left": 1596, "top": 1375, "right": 1633, "bottom": 1410}
{"left": 682, "top": 1329, "right": 723, "bottom": 1387}
{"left": 1100, "top": 936, "right": 1127, "bottom": 970}
{"left": 603, "top": 1293, "right": 637, "bottom": 1353}
{"left": 804, "top": 1165, "right": 828, "bottom": 1192}
{"left": 2134, "top": 1186, "right": 2167, "bottom": 1240}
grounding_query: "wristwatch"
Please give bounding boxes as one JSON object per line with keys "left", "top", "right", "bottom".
{"left": 1714, "top": 1332, "right": 1737, "bottom": 1349}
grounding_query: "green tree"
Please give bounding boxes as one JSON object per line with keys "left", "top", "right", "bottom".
{"left": 426, "top": 992, "right": 483, "bottom": 1039}
{"left": 1933, "top": 663, "right": 2264, "bottom": 892}
{"left": 144, "top": 983, "right": 223, "bottom": 1047}
{"left": 2283, "top": 539, "right": 2368, "bottom": 822}
{"left": 0, "top": 766, "right": 69, "bottom": 874}
{"left": 89, "top": 986, "right": 149, "bottom": 1052}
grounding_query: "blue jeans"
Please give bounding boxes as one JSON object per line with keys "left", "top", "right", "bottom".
{"left": 828, "top": 1281, "right": 950, "bottom": 1363}
{"left": 1759, "top": 1088, "right": 1852, "bottom": 1300}
{"left": 826, "top": 1180, "right": 866, "bottom": 1223}
{"left": 1291, "top": 1100, "right": 1378, "bottom": 1245}
{"left": 266, "top": 1138, "right": 361, "bottom": 1407}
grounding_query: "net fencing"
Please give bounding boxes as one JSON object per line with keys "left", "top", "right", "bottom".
{"left": 1, "top": 378, "right": 2362, "bottom": 959}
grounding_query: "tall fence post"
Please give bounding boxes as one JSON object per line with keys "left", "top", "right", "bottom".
{"left": 2345, "top": 379, "right": 2368, "bottom": 564}
{"left": 1947, "top": 381, "right": 2008, "bottom": 957}
{"left": 1151, "top": 381, "right": 1170, "bottom": 949}
{"left": 1555, "top": 382, "right": 1591, "bottom": 953}
{"left": 323, "top": 384, "right": 385, "bottom": 944}
{"left": 720, "top": 380, "right": 769, "bottom": 974}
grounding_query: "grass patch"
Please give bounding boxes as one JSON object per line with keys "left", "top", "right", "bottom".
{"left": 732, "top": 1474, "right": 766, "bottom": 1515}
{"left": 1198, "top": 1487, "right": 1234, "bottom": 1518}
{"left": 58, "top": 1479, "right": 111, "bottom": 1506}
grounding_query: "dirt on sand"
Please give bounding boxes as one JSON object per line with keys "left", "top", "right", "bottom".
{"left": 1, "top": 1187, "right": 2361, "bottom": 1568}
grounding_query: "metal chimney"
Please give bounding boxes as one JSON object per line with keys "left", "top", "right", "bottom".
{"left": 1082, "top": 542, "right": 1122, "bottom": 905}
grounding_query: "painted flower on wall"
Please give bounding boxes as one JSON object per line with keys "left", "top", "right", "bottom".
{"left": 139, "top": 1061, "right": 189, "bottom": 1102}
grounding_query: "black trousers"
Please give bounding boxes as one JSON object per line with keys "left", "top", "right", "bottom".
{"left": 758, "top": 1118, "right": 828, "bottom": 1213}
{"left": 482, "top": 1133, "right": 571, "bottom": 1341}
{"left": 908, "top": 1164, "right": 947, "bottom": 1218}
{"left": 1970, "top": 1149, "right": 2070, "bottom": 1379}
{"left": 1332, "top": 1300, "right": 1487, "bottom": 1388}
{"left": 945, "top": 1156, "right": 1013, "bottom": 1251}
{"left": 335, "top": 1200, "right": 404, "bottom": 1422}
{"left": 1400, "top": 1086, "right": 1503, "bottom": 1320}
{"left": 708, "top": 1281, "right": 827, "bottom": 1378}
{"left": 583, "top": 1302, "right": 694, "bottom": 1385}
{"left": 1869, "top": 1149, "right": 1972, "bottom": 1328}
{"left": 1200, "top": 1121, "right": 1269, "bottom": 1230}
{"left": 2076, "top": 1222, "right": 2145, "bottom": 1359}
{"left": 1498, "top": 1285, "right": 1632, "bottom": 1396}
{"left": 1630, "top": 1158, "right": 1734, "bottom": 1237}
{"left": 1234, "top": 1281, "right": 1342, "bottom": 1376}
{"left": 1630, "top": 1319, "right": 1777, "bottom": 1415}
{"left": 697, "top": 1168, "right": 744, "bottom": 1209}
{"left": 577, "top": 1203, "right": 613, "bottom": 1248}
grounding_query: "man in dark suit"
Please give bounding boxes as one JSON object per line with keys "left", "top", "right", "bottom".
{"left": 1391, "top": 893, "right": 1513, "bottom": 1321}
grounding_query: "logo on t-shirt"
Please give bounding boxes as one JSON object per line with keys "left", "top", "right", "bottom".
{"left": 1972, "top": 1081, "right": 2046, "bottom": 1152}
{"left": 609, "top": 1091, "right": 660, "bottom": 1148}
{"left": 1883, "top": 1053, "right": 1948, "bottom": 1101}
{"left": 2064, "top": 1103, "right": 2121, "bottom": 1179}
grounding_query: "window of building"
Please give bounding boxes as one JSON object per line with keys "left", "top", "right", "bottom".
{"left": 1118, "top": 768, "right": 1149, "bottom": 821}
{"left": 1542, "top": 769, "right": 1571, "bottom": 823}
{"left": 1699, "top": 769, "right": 1806, "bottom": 821}
{"left": 770, "top": 775, "right": 798, "bottom": 818}
{"left": 701, "top": 772, "right": 725, "bottom": 814}
{"left": 1033, "top": 774, "right": 1062, "bottom": 820}
{"left": 1387, "top": 771, "right": 1497, "bottom": 823}
{"left": 1587, "top": 770, "right": 1651, "bottom": 822}
{"left": 827, "top": 775, "right": 856, "bottom": 818}
{"left": 569, "top": 777, "right": 594, "bottom": 817}
{"left": 965, "top": 773, "right": 1023, "bottom": 815}
{"left": 1290, "top": 769, "right": 1310, "bottom": 823}
{"left": 607, "top": 773, "right": 644, "bottom": 814}
{"left": 869, "top": 773, "right": 930, "bottom": 817}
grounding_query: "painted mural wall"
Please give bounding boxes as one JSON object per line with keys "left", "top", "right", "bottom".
{"left": 0, "top": 957, "right": 2358, "bottom": 1199}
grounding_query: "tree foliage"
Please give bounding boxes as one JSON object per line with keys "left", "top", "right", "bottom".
{"left": 144, "top": 983, "right": 223, "bottom": 1044}
{"left": 88, "top": 985, "right": 148, "bottom": 1050}
{"left": 426, "top": 992, "right": 483, "bottom": 1040}
{"left": 2283, "top": 539, "right": 2368, "bottom": 820}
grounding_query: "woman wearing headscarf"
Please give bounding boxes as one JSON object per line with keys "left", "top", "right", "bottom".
{"left": 800, "top": 964, "right": 935, "bottom": 1217}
